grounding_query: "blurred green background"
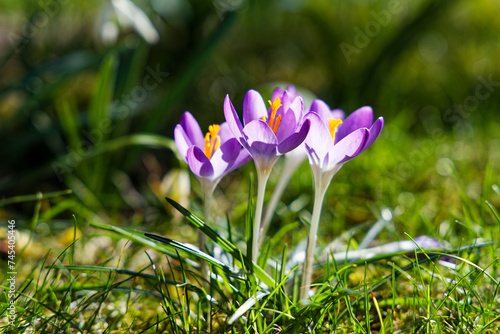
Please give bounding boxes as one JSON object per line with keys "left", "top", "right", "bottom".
{"left": 1, "top": 0, "right": 499, "bottom": 236}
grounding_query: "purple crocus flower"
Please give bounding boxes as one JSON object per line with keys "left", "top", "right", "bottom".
{"left": 224, "top": 89, "right": 311, "bottom": 175}
{"left": 224, "top": 89, "right": 311, "bottom": 262}
{"left": 175, "top": 111, "right": 250, "bottom": 280}
{"left": 300, "top": 105, "right": 384, "bottom": 300}
{"left": 305, "top": 105, "right": 384, "bottom": 185}
{"left": 174, "top": 111, "right": 251, "bottom": 276}
{"left": 174, "top": 111, "right": 251, "bottom": 195}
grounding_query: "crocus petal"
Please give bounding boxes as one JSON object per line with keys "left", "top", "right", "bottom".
{"left": 275, "top": 107, "right": 297, "bottom": 142}
{"left": 224, "top": 95, "right": 245, "bottom": 143}
{"left": 335, "top": 106, "right": 373, "bottom": 143}
{"left": 303, "top": 112, "right": 332, "bottom": 162}
{"left": 271, "top": 87, "right": 285, "bottom": 102}
{"left": 243, "top": 119, "right": 279, "bottom": 169}
{"left": 180, "top": 111, "right": 204, "bottom": 147}
{"left": 243, "top": 89, "right": 267, "bottom": 125}
{"left": 331, "top": 128, "right": 369, "bottom": 165}
{"left": 272, "top": 85, "right": 299, "bottom": 103}
{"left": 220, "top": 138, "right": 242, "bottom": 164}
{"left": 218, "top": 122, "right": 234, "bottom": 144}
{"left": 331, "top": 109, "right": 345, "bottom": 120}
{"left": 210, "top": 138, "right": 241, "bottom": 179}
{"left": 227, "top": 149, "right": 252, "bottom": 174}
{"left": 287, "top": 96, "right": 304, "bottom": 124}
{"left": 173, "top": 124, "right": 191, "bottom": 161}
{"left": 277, "top": 117, "right": 311, "bottom": 154}
{"left": 280, "top": 91, "right": 293, "bottom": 114}
{"left": 285, "top": 85, "right": 298, "bottom": 98}
{"left": 361, "top": 117, "right": 384, "bottom": 152}
{"left": 243, "top": 119, "right": 278, "bottom": 149}
{"left": 310, "top": 100, "right": 345, "bottom": 128}
{"left": 309, "top": 99, "right": 332, "bottom": 124}
{"left": 186, "top": 146, "right": 214, "bottom": 178}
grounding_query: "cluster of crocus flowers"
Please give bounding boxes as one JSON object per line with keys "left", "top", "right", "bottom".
{"left": 174, "top": 86, "right": 383, "bottom": 300}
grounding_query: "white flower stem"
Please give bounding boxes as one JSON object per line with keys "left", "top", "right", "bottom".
{"left": 252, "top": 168, "right": 271, "bottom": 263}
{"left": 259, "top": 155, "right": 304, "bottom": 247}
{"left": 201, "top": 182, "right": 215, "bottom": 330}
{"left": 200, "top": 182, "right": 215, "bottom": 282}
{"left": 200, "top": 195, "right": 211, "bottom": 261}
{"left": 300, "top": 175, "right": 328, "bottom": 301}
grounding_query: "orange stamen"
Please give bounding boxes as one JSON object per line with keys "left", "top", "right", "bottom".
{"left": 204, "top": 124, "right": 221, "bottom": 159}
{"left": 328, "top": 119, "right": 343, "bottom": 142}
{"left": 261, "top": 98, "right": 282, "bottom": 134}
{"left": 272, "top": 114, "right": 282, "bottom": 133}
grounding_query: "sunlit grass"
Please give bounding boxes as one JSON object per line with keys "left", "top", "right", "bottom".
{"left": 1, "top": 121, "right": 499, "bottom": 332}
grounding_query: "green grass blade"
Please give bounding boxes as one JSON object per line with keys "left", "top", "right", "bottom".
{"left": 165, "top": 196, "right": 276, "bottom": 288}
{"left": 87, "top": 54, "right": 117, "bottom": 193}
{"left": 0, "top": 189, "right": 72, "bottom": 207}
{"left": 145, "top": 232, "right": 241, "bottom": 278}
{"left": 55, "top": 99, "right": 82, "bottom": 155}
{"left": 165, "top": 197, "right": 239, "bottom": 255}
{"left": 228, "top": 291, "right": 269, "bottom": 325}
{"left": 485, "top": 200, "right": 500, "bottom": 223}
{"left": 89, "top": 221, "right": 195, "bottom": 267}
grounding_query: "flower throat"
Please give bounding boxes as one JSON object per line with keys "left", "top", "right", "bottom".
{"left": 328, "top": 119, "right": 342, "bottom": 142}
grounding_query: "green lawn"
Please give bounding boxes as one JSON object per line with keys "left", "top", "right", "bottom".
{"left": 1, "top": 0, "right": 499, "bottom": 332}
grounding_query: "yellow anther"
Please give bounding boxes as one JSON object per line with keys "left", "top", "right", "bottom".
{"left": 272, "top": 114, "right": 282, "bottom": 133}
{"left": 204, "top": 124, "right": 221, "bottom": 159}
{"left": 328, "top": 119, "right": 343, "bottom": 142}
{"left": 262, "top": 98, "right": 282, "bottom": 134}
